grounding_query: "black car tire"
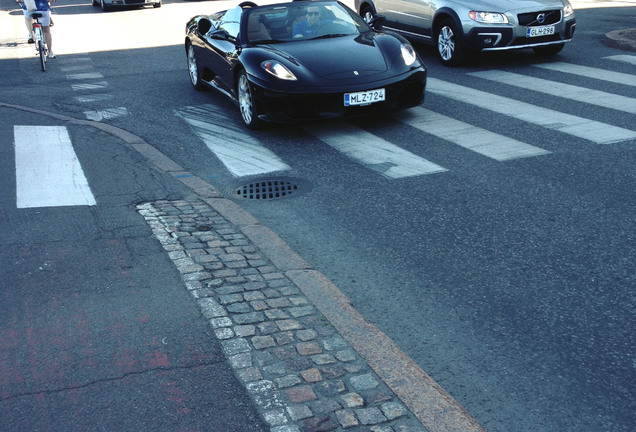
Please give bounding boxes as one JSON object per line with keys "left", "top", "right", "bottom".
{"left": 187, "top": 42, "right": 205, "bottom": 91}
{"left": 153, "top": 1, "right": 161, "bottom": 8}
{"left": 237, "top": 70, "right": 261, "bottom": 129}
{"left": 100, "top": 0, "right": 111, "bottom": 12}
{"left": 436, "top": 18, "right": 465, "bottom": 66}
{"left": 533, "top": 43, "right": 565, "bottom": 56}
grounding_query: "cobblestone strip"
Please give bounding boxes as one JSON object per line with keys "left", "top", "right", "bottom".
{"left": 138, "top": 199, "right": 427, "bottom": 432}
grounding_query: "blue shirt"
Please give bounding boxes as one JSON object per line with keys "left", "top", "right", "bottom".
{"left": 293, "top": 19, "right": 327, "bottom": 38}
{"left": 21, "top": 0, "right": 51, "bottom": 11}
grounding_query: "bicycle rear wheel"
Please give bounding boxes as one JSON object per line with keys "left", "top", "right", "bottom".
{"left": 38, "top": 39, "right": 46, "bottom": 71}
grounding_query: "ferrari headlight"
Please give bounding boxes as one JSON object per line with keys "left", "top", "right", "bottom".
{"left": 469, "top": 11, "right": 508, "bottom": 24}
{"left": 401, "top": 43, "right": 417, "bottom": 66}
{"left": 261, "top": 61, "right": 297, "bottom": 81}
{"left": 563, "top": 4, "right": 574, "bottom": 18}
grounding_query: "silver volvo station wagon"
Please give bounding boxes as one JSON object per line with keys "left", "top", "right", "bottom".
{"left": 354, "top": 0, "right": 576, "bottom": 66}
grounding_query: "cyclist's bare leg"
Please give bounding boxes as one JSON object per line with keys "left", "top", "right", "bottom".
{"left": 24, "top": 16, "right": 33, "bottom": 41}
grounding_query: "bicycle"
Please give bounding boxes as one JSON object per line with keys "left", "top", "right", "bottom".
{"left": 17, "top": 0, "right": 52, "bottom": 71}
{"left": 31, "top": 12, "right": 48, "bottom": 71}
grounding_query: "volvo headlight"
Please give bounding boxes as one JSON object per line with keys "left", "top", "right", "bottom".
{"left": 563, "top": 4, "right": 574, "bottom": 18}
{"left": 469, "top": 11, "right": 508, "bottom": 24}
{"left": 261, "top": 61, "right": 297, "bottom": 81}
{"left": 401, "top": 43, "right": 417, "bottom": 66}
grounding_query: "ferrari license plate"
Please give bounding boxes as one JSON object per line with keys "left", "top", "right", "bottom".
{"left": 344, "top": 88, "right": 385, "bottom": 106}
{"left": 527, "top": 25, "right": 555, "bottom": 37}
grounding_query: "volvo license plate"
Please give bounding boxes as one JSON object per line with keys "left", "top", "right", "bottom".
{"left": 527, "top": 26, "right": 555, "bottom": 37}
{"left": 344, "top": 88, "right": 385, "bottom": 106}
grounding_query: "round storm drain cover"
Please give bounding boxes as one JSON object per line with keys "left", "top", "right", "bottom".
{"left": 230, "top": 178, "right": 307, "bottom": 201}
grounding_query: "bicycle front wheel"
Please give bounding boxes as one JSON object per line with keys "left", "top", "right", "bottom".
{"left": 38, "top": 40, "right": 46, "bottom": 71}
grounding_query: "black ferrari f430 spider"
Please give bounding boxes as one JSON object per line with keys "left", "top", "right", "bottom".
{"left": 185, "top": 0, "right": 427, "bottom": 128}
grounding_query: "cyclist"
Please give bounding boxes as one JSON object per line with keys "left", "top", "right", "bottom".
{"left": 17, "top": 0, "right": 55, "bottom": 58}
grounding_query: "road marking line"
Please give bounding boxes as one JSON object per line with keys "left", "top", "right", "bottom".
{"left": 60, "top": 65, "right": 95, "bottom": 72}
{"left": 533, "top": 62, "right": 636, "bottom": 87}
{"left": 428, "top": 78, "right": 636, "bottom": 144}
{"left": 75, "top": 94, "right": 114, "bottom": 103}
{"left": 470, "top": 70, "right": 636, "bottom": 114}
{"left": 14, "top": 126, "right": 96, "bottom": 208}
{"left": 604, "top": 54, "right": 636, "bottom": 66}
{"left": 83, "top": 107, "right": 130, "bottom": 121}
{"left": 71, "top": 82, "right": 109, "bottom": 91}
{"left": 400, "top": 108, "right": 550, "bottom": 160}
{"left": 66, "top": 72, "right": 104, "bottom": 80}
{"left": 303, "top": 121, "right": 447, "bottom": 178}
{"left": 61, "top": 57, "right": 92, "bottom": 65}
{"left": 176, "top": 105, "right": 290, "bottom": 177}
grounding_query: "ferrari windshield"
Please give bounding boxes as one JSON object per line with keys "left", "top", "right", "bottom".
{"left": 245, "top": 1, "right": 370, "bottom": 43}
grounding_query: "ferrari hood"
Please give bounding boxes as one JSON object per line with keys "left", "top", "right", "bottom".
{"left": 267, "top": 34, "right": 390, "bottom": 80}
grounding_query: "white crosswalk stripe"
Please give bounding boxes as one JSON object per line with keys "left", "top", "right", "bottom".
{"left": 427, "top": 78, "right": 636, "bottom": 144}
{"left": 533, "top": 62, "right": 636, "bottom": 87}
{"left": 66, "top": 72, "right": 105, "bottom": 80}
{"left": 71, "top": 82, "right": 109, "bottom": 91}
{"left": 302, "top": 121, "right": 447, "bottom": 178}
{"left": 84, "top": 107, "right": 131, "bottom": 121}
{"left": 61, "top": 65, "right": 95, "bottom": 73}
{"left": 14, "top": 126, "right": 96, "bottom": 209}
{"left": 604, "top": 54, "right": 636, "bottom": 66}
{"left": 176, "top": 105, "right": 291, "bottom": 177}
{"left": 62, "top": 57, "right": 130, "bottom": 121}
{"left": 469, "top": 70, "right": 636, "bottom": 114}
{"left": 75, "top": 94, "right": 115, "bottom": 103}
{"left": 399, "top": 108, "right": 550, "bottom": 161}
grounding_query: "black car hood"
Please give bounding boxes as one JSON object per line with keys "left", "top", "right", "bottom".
{"left": 266, "top": 33, "right": 390, "bottom": 80}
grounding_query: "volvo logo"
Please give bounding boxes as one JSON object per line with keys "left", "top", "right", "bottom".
{"left": 537, "top": 13, "right": 546, "bottom": 24}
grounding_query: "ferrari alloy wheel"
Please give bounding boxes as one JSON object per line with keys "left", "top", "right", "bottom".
{"left": 187, "top": 43, "right": 204, "bottom": 90}
{"left": 237, "top": 71, "right": 260, "bottom": 129}
{"left": 436, "top": 19, "right": 464, "bottom": 66}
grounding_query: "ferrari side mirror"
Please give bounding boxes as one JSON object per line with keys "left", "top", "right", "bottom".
{"left": 370, "top": 14, "right": 385, "bottom": 31}
{"left": 197, "top": 18, "right": 212, "bottom": 35}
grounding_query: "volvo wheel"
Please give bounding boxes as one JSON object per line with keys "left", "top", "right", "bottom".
{"left": 436, "top": 18, "right": 465, "bottom": 66}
